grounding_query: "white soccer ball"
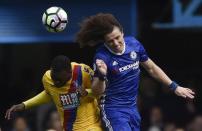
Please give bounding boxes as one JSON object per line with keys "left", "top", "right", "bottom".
{"left": 42, "top": 6, "right": 68, "bottom": 32}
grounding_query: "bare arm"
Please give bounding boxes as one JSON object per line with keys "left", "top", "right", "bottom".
{"left": 141, "top": 58, "right": 195, "bottom": 99}
{"left": 92, "top": 77, "right": 106, "bottom": 96}
{"left": 141, "top": 58, "right": 172, "bottom": 86}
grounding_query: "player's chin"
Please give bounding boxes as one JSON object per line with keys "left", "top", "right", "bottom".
{"left": 114, "top": 47, "right": 121, "bottom": 52}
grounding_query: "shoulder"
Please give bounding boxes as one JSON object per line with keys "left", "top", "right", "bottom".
{"left": 71, "top": 62, "right": 84, "bottom": 71}
{"left": 71, "top": 62, "right": 91, "bottom": 70}
{"left": 94, "top": 45, "right": 110, "bottom": 62}
{"left": 81, "top": 63, "right": 93, "bottom": 73}
{"left": 81, "top": 64, "right": 94, "bottom": 80}
{"left": 71, "top": 62, "right": 79, "bottom": 68}
{"left": 124, "top": 36, "right": 145, "bottom": 51}
{"left": 125, "top": 36, "right": 142, "bottom": 46}
{"left": 42, "top": 70, "right": 54, "bottom": 86}
{"left": 43, "top": 70, "right": 51, "bottom": 81}
{"left": 72, "top": 62, "right": 94, "bottom": 81}
{"left": 72, "top": 62, "right": 94, "bottom": 74}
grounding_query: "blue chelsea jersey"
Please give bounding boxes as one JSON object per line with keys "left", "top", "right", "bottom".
{"left": 93, "top": 36, "right": 149, "bottom": 108}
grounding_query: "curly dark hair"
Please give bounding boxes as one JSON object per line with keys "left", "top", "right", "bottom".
{"left": 76, "top": 13, "right": 123, "bottom": 47}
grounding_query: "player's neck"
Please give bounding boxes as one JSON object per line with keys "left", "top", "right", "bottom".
{"left": 104, "top": 42, "right": 125, "bottom": 55}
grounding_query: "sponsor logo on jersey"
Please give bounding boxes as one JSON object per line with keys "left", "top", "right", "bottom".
{"left": 130, "top": 51, "right": 137, "bottom": 60}
{"left": 60, "top": 93, "right": 80, "bottom": 109}
{"left": 112, "top": 61, "right": 118, "bottom": 66}
{"left": 119, "top": 61, "right": 139, "bottom": 72}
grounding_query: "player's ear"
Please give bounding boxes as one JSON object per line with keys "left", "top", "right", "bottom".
{"left": 121, "top": 31, "right": 124, "bottom": 37}
{"left": 120, "top": 27, "right": 124, "bottom": 36}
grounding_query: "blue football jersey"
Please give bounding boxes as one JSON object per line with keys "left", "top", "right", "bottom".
{"left": 93, "top": 36, "right": 149, "bottom": 108}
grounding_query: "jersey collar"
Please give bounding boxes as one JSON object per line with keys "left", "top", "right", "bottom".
{"left": 104, "top": 42, "right": 125, "bottom": 55}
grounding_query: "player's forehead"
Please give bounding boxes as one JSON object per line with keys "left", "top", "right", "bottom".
{"left": 105, "top": 26, "right": 122, "bottom": 41}
{"left": 51, "top": 69, "right": 71, "bottom": 78}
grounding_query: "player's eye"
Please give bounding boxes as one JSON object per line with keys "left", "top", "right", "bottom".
{"left": 115, "top": 36, "right": 120, "bottom": 40}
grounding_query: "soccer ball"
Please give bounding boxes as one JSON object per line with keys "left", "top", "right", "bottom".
{"left": 42, "top": 6, "right": 68, "bottom": 32}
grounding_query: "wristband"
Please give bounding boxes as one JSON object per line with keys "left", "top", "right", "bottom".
{"left": 98, "top": 75, "right": 107, "bottom": 81}
{"left": 169, "top": 81, "right": 179, "bottom": 91}
{"left": 96, "top": 70, "right": 107, "bottom": 81}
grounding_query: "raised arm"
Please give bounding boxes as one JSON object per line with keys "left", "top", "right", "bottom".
{"left": 141, "top": 58, "right": 195, "bottom": 99}
{"left": 92, "top": 59, "right": 107, "bottom": 96}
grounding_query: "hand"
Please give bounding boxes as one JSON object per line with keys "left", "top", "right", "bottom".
{"left": 96, "top": 59, "right": 107, "bottom": 76}
{"left": 174, "top": 86, "right": 195, "bottom": 99}
{"left": 5, "top": 103, "right": 25, "bottom": 120}
{"left": 77, "top": 87, "right": 88, "bottom": 97}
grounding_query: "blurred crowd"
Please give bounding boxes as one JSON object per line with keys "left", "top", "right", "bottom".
{"left": 139, "top": 75, "right": 202, "bottom": 131}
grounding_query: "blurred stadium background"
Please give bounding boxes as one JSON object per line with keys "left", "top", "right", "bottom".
{"left": 0, "top": 0, "right": 202, "bottom": 130}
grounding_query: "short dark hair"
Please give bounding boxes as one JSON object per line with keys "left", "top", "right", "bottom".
{"left": 76, "top": 13, "right": 123, "bottom": 47}
{"left": 50, "top": 55, "right": 71, "bottom": 74}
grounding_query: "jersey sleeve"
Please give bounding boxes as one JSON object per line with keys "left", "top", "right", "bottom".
{"left": 22, "top": 73, "right": 52, "bottom": 109}
{"left": 22, "top": 90, "right": 52, "bottom": 109}
{"left": 136, "top": 40, "right": 149, "bottom": 62}
{"left": 42, "top": 72, "right": 51, "bottom": 94}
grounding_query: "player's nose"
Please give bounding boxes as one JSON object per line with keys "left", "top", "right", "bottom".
{"left": 113, "top": 40, "right": 119, "bottom": 46}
